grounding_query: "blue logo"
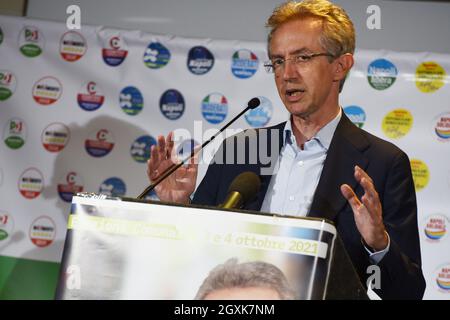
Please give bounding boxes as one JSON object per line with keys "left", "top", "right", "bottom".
{"left": 231, "top": 49, "right": 259, "bottom": 79}
{"left": 344, "top": 105, "right": 366, "bottom": 128}
{"left": 99, "top": 177, "right": 126, "bottom": 197}
{"left": 160, "top": 89, "right": 185, "bottom": 120}
{"left": 77, "top": 81, "right": 104, "bottom": 111}
{"left": 201, "top": 93, "right": 228, "bottom": 124}
{"left": 84, "top": 129, "right": 115, "bottom": 157}
{"left": 131, "top": 135, "right": 157, "bottom": 163}
{"left": 102, "top": 36, "right": 128, "bottom": 67}
{"left": 367, "top": 59, "right": 398, "bottom": 90}
{"left": 187, "top": 46, "right": 214, "bottom": 75}
{"left": 119, "top": 86, "right": 143, "bottom": 116}
{"left": 245, "top": 96, "right": 273, "bottom": 127}
{"left": 143, "top": 42, "right": 171, "bottom": 69}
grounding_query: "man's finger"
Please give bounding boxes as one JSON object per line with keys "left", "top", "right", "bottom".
{"left": 355, "top": 165, "right": 373, "bottom": 185}
{"left": 158, "top": 135, "right": 166, "bottom": 158}
{"left": 340, "top": 184, "right": 362, "bottom": 212}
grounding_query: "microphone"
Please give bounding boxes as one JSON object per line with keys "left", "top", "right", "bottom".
{"left": 220, "top": 171, "right": 261, "bottom": 209}
{"left": 137, "top": 97, "right": 261, "bottom": 200}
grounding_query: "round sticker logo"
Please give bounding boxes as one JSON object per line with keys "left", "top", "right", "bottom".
{"left": 60, "top": 31, "right": 87, "bottom": 62}
{"left": 119, "top": 86, "right": 143, "bottom": 116}
{"left": 85, "top": 129, "right": 115, "bottom": 157}
{"left": 202, "top": 93, "right": 228, "bottom": 124}
{"left": 410, "top": 159, "right": 430, "bottom": 191}
{"left": 57, "top": 172, "right": 84, "bottom": 202}
{"left": 3, "top": 118, "right": 26, "bottom": 150}
{"left": 143, "top": 42, "right": 171, "bottom": 69}
{"left": 245, "top": 96, "right": 273, "bottom": 127}
{"left": 77, "top": 81, "right": 105, "bottom": 111}
{"left": 41, "top": 122, "right": 70, "bottom": 152}
{"left": 344, "top": 105, "right": 366, "bottom": 128}
{"left": 423, "top": 214, "right": 447, "bottom": 242}
{"left": 187, "top": 46, "right": 214, "bottom": 75}
{"left": 32, "top": 76, "right": 63, "bottom": 105}
{"left": 367, "top": 59, "right": 397, "bottom": 90}
{"left": 160, "top": 89, "right": 185, "bottom": 120}
{"left": 231, "top": 49, "right": 259, "bottom": 79}
{"left": 18, "top": 168, "right": 44, "bottom": 199}
{"left": 382, "top": 109, "right": 413, "bottom": 139}
{"left": 19, "top": 26, "right": 44, "bottom": 58}
{"left": 435, "top": 264, "right": 450, "bottom": 293}
{"left": 99, "top": 177, "right": 126, "bottom": 197}
{"left": 102, "top": 35, "right": 128, "bottom": 66}
{"left": 130, "top": 135, "right": 157, "bottom": 163}
{"left": 416, "top": 61, "right": 446, "bottom": 93}
{"left": 0, "top": 70, "right": 17, "bottom": 101}
{"left": 29, "top": 216, "right": 56, "bottom": 248}
{"left": 433, "top": 112, "right": 450, "bottom": 142}
{"left": 0, "top": 211, "right": 13, "bottom": 242}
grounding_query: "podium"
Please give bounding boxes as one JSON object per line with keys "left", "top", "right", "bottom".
{"left": 55, "top": 193, "right": 367, "bottom": 300}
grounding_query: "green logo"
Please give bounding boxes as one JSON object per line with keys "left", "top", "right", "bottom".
{"left": 19, "top": 26, "right": 44, "bottom": 58}
{"left": 3, "top": 118, "right": 26, "bottom": 150}
{"left": 0, "top": 71, "right": 16, "bottom": 101}
{"left": 0, "top": 229, "right": 8, "bottom": 241}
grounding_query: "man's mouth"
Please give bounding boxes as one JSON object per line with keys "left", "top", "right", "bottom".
{"left": 285, "top": 89, "right": 305, "bottom": 99}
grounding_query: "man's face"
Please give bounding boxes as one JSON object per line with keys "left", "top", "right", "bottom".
{"left": 269, "top": 18, "right": 337, "bottom": 118}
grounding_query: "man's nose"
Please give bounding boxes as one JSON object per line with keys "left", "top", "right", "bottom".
{"left": 281, "top": 58, "right": 298, "bottom": 81}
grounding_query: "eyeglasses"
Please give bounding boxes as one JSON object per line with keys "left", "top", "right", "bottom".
{"left": 264, "top": 52, "right": 335, "bottom": 73}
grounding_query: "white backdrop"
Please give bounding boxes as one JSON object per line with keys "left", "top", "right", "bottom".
{"left": 0, "top": 15, "right": 449, "bottom": 299}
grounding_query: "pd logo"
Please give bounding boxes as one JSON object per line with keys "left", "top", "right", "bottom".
{"left": 3, "top": 118, "right": 26, "bottom": 150}
{"left": 143, "top": 42, "right": 171, "bottom": 69}
{"left": 202, "top": 93, "right": 228, "bottom": 124}
{"left": 29, "top": 216, "right": 56, "bottom": 248}
{"left": 0, "top": 70, "right": 17, "bottom": 101}
{"left": 435, "top": 265, "right": 450, "bottom": 293}
{"left": 245, "top": 96, "right": 273, "bottom": 127}
{"left": 119, "top": 86, "right": 143, "bottom": 116}
{"left": 77, "top": 81, "right": 105, "bottom": 111}
{"left": 102, "top": 35, "right": 128, "bottom": 66}
{"left": 85, "top": 129, "right": 115, "bottom": 157}
{"left": 0, "top": 211, "right": 14, "bottom": 242}
{"left": 130, "top": 135, "right": 157, "bottom": 163}
{"left": 344, "top": 105, "right": 366, "bottom": 128}
{"left": 231, "top": 49, "right": 259, "bottom": 79}
{"left": 99, "top": 177, "right": 126, "bottom": 197}
{"left": 41, "top": 122, "right": 70, "bottom": 152}
{"left": 57, "top": 172, "right": 84, "bottom": 202}
{"left": 32, "top": 76, "right": 63, "bottom": 105}
{"left": 433, "top": 112, "right": 450, "bottom": 142}
{"left": 187, "top": 46, "right": 214, "bottom": 75}
{"left": 18, "top": 168, "right": 44, "bottom": 199}
{"left": 19, "top": 26, "right": 44, "bottom": 58}
{"left": 423, "top": 214, "right": 447, "bottom": 242}
{"left": 160, "top": 89, "right": 185, "bottom": 120}
{"left": 367, "top": 59, "right": 397, "bottom": 90}
{"left": 60, "top": 31, "right": 87, "bottom": 62}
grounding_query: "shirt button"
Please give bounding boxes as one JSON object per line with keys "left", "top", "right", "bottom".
{"left": 298, "top": 161, "right": 304, "bottom": 166}
{"left": 289, "top": 196, "right": 295, "bottom": 201}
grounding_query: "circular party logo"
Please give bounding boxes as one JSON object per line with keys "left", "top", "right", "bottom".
{"left": 18, "top": 168, "right": 44, "bottom": 199}
{"left": 410, "top": 159, "right": 430, "bottom": 192}
{"left": 99, "top": 177, "right": 126, "bottom": 197}
{"left": 0, "top": 211, "right": 14, "bottom": 242}
{"left": 85, "top": 129, "right": 115, "bottom": 157}
{"left": 433, "top": 112, "right": 450, "bottom": 142}
{"left": 231, "top": 49, "right": 259, "bottom": 79}
{"left": 160, "top": 89, "right": 185, "bottom": 120}
{"left": 202, "top": 93, "right": 228, "bottom": 124}
{"left": 32, "top": 76, "right": 63, "bottom": 105}
{"left": 130, "top": 135, "right": 157, "bottom": 163}
{"left": 245, "top": 96, "right": 273, "bottom": 127}
{"left": 344, "top": 105, "right": 366, "bottom": 128}
{"left": 19, "top": 26, "right": 44, "bottom": 58}
{"left": 41, "top": 122, "right": 70, "bottom": 152}
{"left": 57, "top": 171, "right": 84, "bottom": 202}
{"left": 416, "top": 61, "right": 446, "bottom": 93}
{"left": 435, "top": 265, "right": 450, "bottom": 293}
{"left": 119, "top": 86, "right": 143, "bottom": 116}
{"left": 0, "top": 70, "right": 17, "bottom": 101}
{"left": 60, "top": 31, "right": 87, "bottom": 62}
{"left": 367, "top": 59, "right": 397, "bottom": 90}
{"left": 382, "top": 109, "right": 413, "bottom": 139}
{"left": 187, "top": 46, "right": 214, "bottom": 75}
{"left": 102, "top": 35, "right": 128, "bottom": 66}
{"left": 423, "top": 214, "right": 448, "bottom": 242}
{"left": 77, "top": 81, "right": 105, "bottom": 111}
{"left": 3, "top": 118, "right": 26, "bottom": 150}
{"left": 29, "top": 216, "right": 56, "bottom": 248}
{"left": 143, "top": 42, "right": 171, "bottom": 69}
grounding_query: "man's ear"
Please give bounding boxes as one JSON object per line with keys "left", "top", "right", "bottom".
{"left": 334, "top": 53, "right": 354, "bottom": 81}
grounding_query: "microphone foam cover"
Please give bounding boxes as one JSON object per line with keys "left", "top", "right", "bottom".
{"left": 247, "top": 97, "right": 261, "bottom": 109}
{"left": 228, "top": 171, "right": 261, "bottom": 204}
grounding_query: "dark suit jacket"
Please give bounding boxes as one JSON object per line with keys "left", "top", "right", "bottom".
{"left": 192, "top": 113, "right": 426, "bottom": 299}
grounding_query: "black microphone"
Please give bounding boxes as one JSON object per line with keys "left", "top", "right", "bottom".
{"left": 220, "top": 172, "right": 261, "bottom": 209}
{"left": 137, "top": 97, "right": 261, "bottom": 200}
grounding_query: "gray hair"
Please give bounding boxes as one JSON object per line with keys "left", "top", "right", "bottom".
{"left": 195, "top": 258, "right": 296, "bottom": 300}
